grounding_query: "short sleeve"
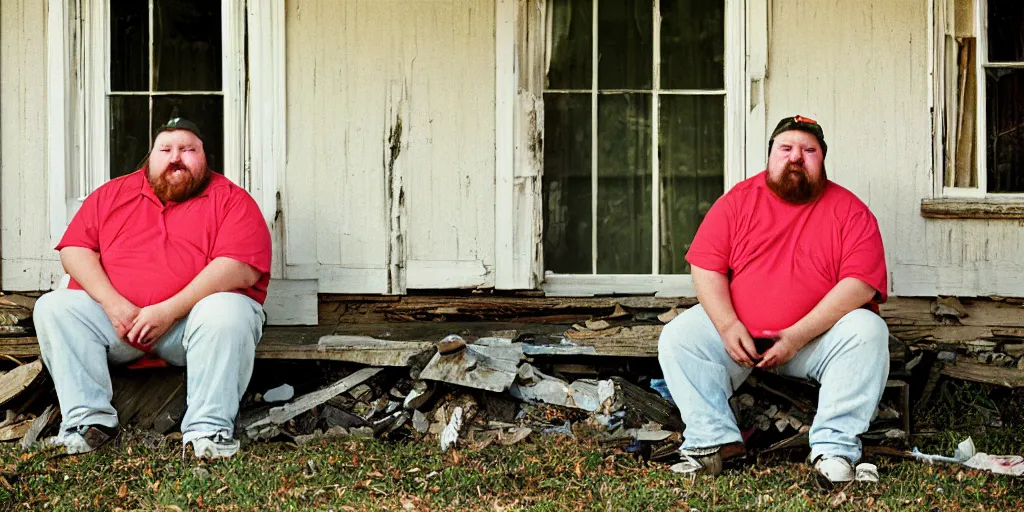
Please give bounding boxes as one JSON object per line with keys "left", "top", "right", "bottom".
{"left": 211, "top": 191, "right": 272, "bottom": 273}
{"left": 685, "top": 195, "right": 734, "bottom": 274}
{"left": 838, "top": 210, "right": 888, "bottom": 302}
{"left": 55, "top": 192, "right": 101, "bottom": 252}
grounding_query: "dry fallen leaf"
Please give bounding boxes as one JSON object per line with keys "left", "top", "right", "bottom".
{"left": 117, "top": 483, "right": 127, "bottom": 498}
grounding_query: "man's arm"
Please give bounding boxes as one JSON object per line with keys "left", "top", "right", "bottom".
{"left": 60, "top": 247, "right": 139, "bottom": 339}
{"left": 692, "top": 265, "right": 760, "bottom": 367}
{"left": 756, "top": 277, "right": 877, "bottom": 368}
{"left": 127, "top": 257, "right": 261, "bottom": 344}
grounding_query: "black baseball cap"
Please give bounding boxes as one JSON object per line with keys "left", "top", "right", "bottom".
{"left": 154, "top": 117, "right": 204, "bottom": 143}
{"left": 768, "top": 115, "right": 827, "bottom": 157}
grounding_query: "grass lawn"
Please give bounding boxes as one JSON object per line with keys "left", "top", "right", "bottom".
{"left": 1, "top": 429, "right": 1021, "bottom": 511}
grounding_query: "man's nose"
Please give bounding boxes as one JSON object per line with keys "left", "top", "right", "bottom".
{"left": 788, "top": 149, "right": 804, "bottom": 163}
{"left": 169, "top": 150, "right": 182, "bottom": 163}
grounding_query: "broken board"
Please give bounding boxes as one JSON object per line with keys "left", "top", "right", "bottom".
{"left": 0, "top": 360, "right": 43, "bottom": 408}
{"left": 316, "top": 336, "right": 434, "bottom": 367}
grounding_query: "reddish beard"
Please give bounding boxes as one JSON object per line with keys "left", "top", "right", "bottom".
{"left": 767, "top": 164, "right": 827, "bottom": 204}
{"left": 147, "top": 163, "right": 211, "bottom": 203}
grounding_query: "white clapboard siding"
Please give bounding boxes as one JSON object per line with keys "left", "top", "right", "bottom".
{"left": 283, "top": 0, "right": 497, "bottom": 294}
{"left": 766, "top": 0, "right": 1023, "bottom": 297}
{"left": 1, "top": 1, "right": 62, "bottom": 291}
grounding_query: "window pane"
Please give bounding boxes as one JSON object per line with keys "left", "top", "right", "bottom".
{"left": 548, "top": 0, "right": 593, "bottom": 90}
{"left": 659, "top": 95, "right": 724, "bottom": 274}
{"left": 110, "top": 96, "right": 151, "bottom": 179}
{"left": 153, "top": 0, "right": 222, "bottom": 91}
{"left": 988, "top": 0, "right": 1024, "bottom": 62}
{"left": 597, "top": 94, "right": 651, "bottom": 274}
{"left": 152, "top": 95, "right": 225, "bottom": 174}
{"left": 543, "top": 94, "right": 593, "bottom": 273}
{"left": 110, "top": 0, "right": 149, "bottom": 92}
{"left": 598, "top": 0, "right": 653, "bottom": 90}
{"left": 986, "top": 68, "right": 1024, "bottom": 193}
{"left": 661, "top": 0, "right": 724, "bottom": 90}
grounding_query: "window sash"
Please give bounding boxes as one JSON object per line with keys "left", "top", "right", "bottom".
{"left": 542, "top": 0, "right": 728, "bottom": 276}
{"left": 940, "top": 0, "right": 1024, "bottom": 198}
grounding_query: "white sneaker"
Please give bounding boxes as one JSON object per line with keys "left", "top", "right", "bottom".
{"left": 63, "top": 433, "right": 92, "bottom": 455}
{"left": 191, "top": 432, "right": 240, "bottom": 460}
{"left": 813, "top": 455, "right": 855, "bottom": 484}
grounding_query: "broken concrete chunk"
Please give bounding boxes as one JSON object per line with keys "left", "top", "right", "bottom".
{"left": 418, "top": 343, "right": 522, "bottom": 393}
{"left": 348, "top": 384, "right": 374, "bottom": 402}
{"left": 497, "top": 427, "right": 532, "bottom": 446}
{"left": 412, "top": 410, "right": 430, "bottom": 434}
{"left": 508, "top": 365, "right": 618, "bottom": 413}
{"left": 436, "top": 334, "right": 468, "bottom": 356}
{"left": 264, "top": 384, "right": 295, "bottom": 403}
{"left": 931, "top": 296, "right": 968, "bottom": 318}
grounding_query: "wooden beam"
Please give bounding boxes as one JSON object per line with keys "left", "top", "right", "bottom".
{"left": 0, "top": 360, "right": 43, "bottom": 408}
{"left": 941, "top": 362, "right": 1024, "bottom": 388}
{"left": 920, "top": 199, "right": 1024, "bottom": 219}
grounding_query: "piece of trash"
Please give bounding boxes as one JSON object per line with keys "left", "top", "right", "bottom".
{"left": 963, "top": 453, "right": 1024, "bottom": 476}
{"left": 912, "top": 437, "right": 976, "bottom": 465}
{"left": 855, "top": 463, "right": 879, "bottom": 482}
{"left": 440, "top": 407, "right": 463, "bottom": 452}
{"left": 412, "top": 410, "right": 429, "bottom": 434}
{"left": 541, "top": 420, "right": 574, "bottom": 439}
{"left": 263, "top": 384, "right": 295, "bottom": 403}
{"left": 649, "top": 379, "right": 674, "bottom": 404}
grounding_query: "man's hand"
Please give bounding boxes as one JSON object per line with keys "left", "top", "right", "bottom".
{"left": 755, "top": 329, "right": 808, "bottom": 369}
{"left": 126, "top": 302, "right": 180, "bottom": 347}
{"left": 101, "top": 297, "right": 141, "bottom": 340}
{"left": 720, "top": 320, "right": 760, "bottom": 367}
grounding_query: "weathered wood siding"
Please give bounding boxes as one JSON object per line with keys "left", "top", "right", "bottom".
{"left": 283, "top": 0, "right": 497, "bottom": 293}
{"left": 766, "top": 0, "right": 1023, "bottom": 297}
{"left": 0, "top": 1, "right": 63, "bottom": 291}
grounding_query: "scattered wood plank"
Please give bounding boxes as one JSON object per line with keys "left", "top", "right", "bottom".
{"left": 19, "top": 405, "right": 55, "bottom": 450}
{"left": 610, "top": 377, "right": 684, "bottom": 431}
{"left": 242, "top": 367, "right": 383, "bottom": 440}
{"left": 314, "top": 336, "right": 434, "bottom": 367}
{"left": 0, "top": 360, "right": 43, "bottom": 408}
{"left": 418, "top": 344, "right": 522, "bottom": 392}
{"left": 941, "top": 362, "right": 1024, "bottom": 387}
{"left": 0, "top": 421, "right": 31, "bottom": 442}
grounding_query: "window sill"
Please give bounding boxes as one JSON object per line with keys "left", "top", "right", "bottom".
{"left": 920, "top": 199, "right": 1024, "bottom": 220}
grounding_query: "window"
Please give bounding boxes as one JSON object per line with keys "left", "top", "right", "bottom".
{"left": 940, "top": 0, "right": 1024, "bottom": 195}
{"left": 542, "top": 0, "right": 727, "bottom": 276}
{"left": 108, "top": 0, "right": 225, "bottom": 179}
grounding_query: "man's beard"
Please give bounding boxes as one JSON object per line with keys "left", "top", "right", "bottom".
{"left": 148, "top": 163, "right": 211, "bottom": 203}
{"left": 767, "top": 164, "right": 828, "bottom": 204}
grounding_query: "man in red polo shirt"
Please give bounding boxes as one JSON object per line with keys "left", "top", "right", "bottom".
{"left": 34, "top": 118, "right": 272, "bottom": 459}
{"left": 658, "top": 116, "right": 889, "bottom": 484}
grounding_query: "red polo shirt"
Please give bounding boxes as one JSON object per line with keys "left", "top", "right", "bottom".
{"left": 56, "top": 169, "right": 272, "bottom": 307}
{"left": 686, "top": 172, "right": 887, "bottom": 334}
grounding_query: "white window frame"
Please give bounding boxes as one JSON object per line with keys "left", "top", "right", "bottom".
{"left": 46, "top": 0, "right": 285, "bottom": 249}
{"left": 495, "top": 0, "right": 762, "bottom": 297}
{"left": 933, "top": 0, "right": 1024, "bottom": 201}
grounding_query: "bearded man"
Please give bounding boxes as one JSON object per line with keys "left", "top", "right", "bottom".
{"left": 658, "top": 116, "right": 889, "bottom": 484}
{"left": 35, "top": 118, "right": 271, "bottom": 459}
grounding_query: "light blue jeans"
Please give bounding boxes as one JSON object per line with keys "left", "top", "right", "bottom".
{"left": 35, "top": 289, "right": 264, "bottom": 445}
{"left": 658, "top": 305, "right": 889, "bottom": 462}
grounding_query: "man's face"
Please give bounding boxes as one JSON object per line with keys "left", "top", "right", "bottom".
{"left": 766, "top": 130, "right": 827, "bottom": 204}
{"left": 146, "top": 129, "right": 210, "bottom": 203}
